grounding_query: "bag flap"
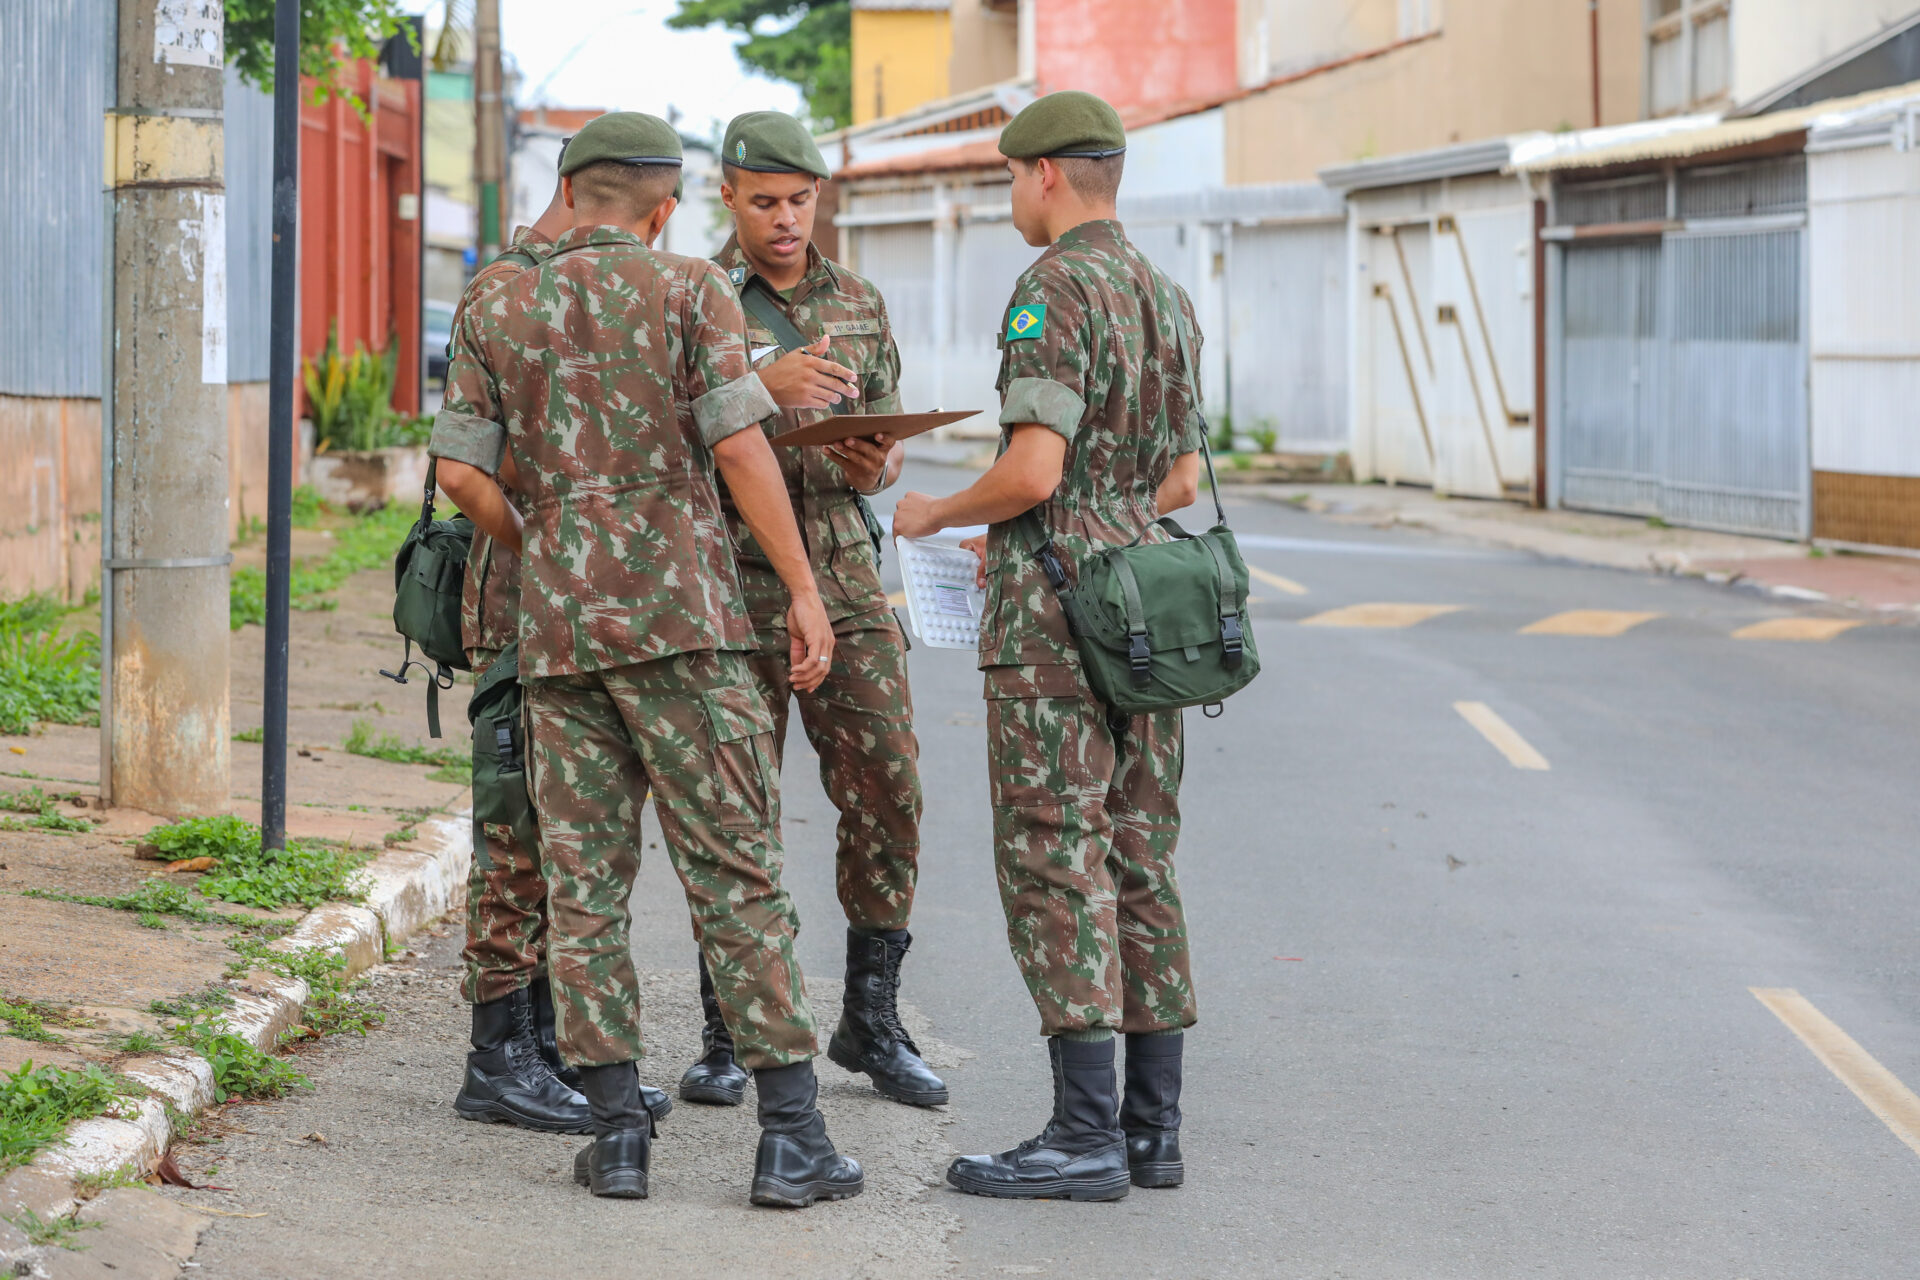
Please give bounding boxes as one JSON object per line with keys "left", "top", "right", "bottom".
{"left": 1078, "top": 532, "right": 1248, "bottom": 653}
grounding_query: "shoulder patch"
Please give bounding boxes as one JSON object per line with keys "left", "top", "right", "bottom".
{"left": 728, "top": 266, "right": 747, "bottom": 286}
{"left": 1005, "top": 303, "right": 1047, "bottom": 342}
{"left": 822, "top": 318, "right": 881, "bottom": 337}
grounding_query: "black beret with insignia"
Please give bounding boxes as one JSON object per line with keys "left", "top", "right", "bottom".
{"left": 997, "top": 90, "right": 1127, "bottom": 160}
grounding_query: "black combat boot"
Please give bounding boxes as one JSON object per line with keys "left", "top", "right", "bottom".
{"left": 827, "top": 928, "right": 949, "bottom": 1107}
{"left": 571, "top": 1061, "right": 650, "bottom": 1199}
{"left": 945, "top": 1036, "right": 1130, "bottom": 1201}
{"left": 678, "top": 952, "right": 749, "bottom": 1106}
{"left": 749, "top": 1061, "right": 864, "bottom": 1208}
{"left": 531, "top": 975, "right": 673, "bottom": 1123}
{"left": 453, "top": 986, "right": 592, "bottom": 1133}
{"left": 1121, "top": 1031, "right": 1184, "bottom": 1188}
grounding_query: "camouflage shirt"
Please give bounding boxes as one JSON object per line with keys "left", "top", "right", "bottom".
{"left": 449, "top": 226, "right": 554, "bottom": 656}
{"left": 980, "top": 218, "right": 1204, "bottom": 671}
{"left": 713, "top": 235, "right": 902, "bottom": 623}
{"left": 431, "top": 224, "right": 778, "bottom": 678}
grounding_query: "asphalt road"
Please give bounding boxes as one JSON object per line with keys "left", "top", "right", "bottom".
{"left": 174, "top": 464, "right": 1920, "bottom": 1277}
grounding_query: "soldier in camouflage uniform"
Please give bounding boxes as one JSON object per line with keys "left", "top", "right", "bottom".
{"left": 444, "top": 152, "right": 674, "bottom": 1137}
{"left": 892, "top": 91, "right": 1205, "bottom": 1201}
{"left": 431, "top": 112, "right": 862, "bottom": 1208}
{"left": 673, "top": 111, "right": 946, "bottom": 1113}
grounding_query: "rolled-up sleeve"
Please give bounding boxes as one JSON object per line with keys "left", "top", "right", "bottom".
{"left": 999, "top": 377, "right": 1086, "bottom": 441}
{"left": 428, "top": 410, "right": 507, "bottom": 473}
{"left": 693, "top": 372, "right": 779, "bottom": 447}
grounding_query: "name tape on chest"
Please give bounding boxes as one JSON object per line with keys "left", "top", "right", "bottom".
{"left": 821, "top": 318, "right": 882, "bottom": 338}
{"left": 1005, "top": 303, "right": 1047, "bottom": 342}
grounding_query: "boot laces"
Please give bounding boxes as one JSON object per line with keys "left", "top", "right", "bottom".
{"left": 875, "top": 941, "right": 918, "bottom": 1052}
{"left": 507, "top": 1000, "right": 563, "bottom": 1088}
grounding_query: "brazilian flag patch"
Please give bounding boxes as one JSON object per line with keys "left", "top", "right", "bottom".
{"left": 1005, "top": 303, "right": 1047, "bottom": 342}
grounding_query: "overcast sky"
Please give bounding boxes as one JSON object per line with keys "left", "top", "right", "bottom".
{"left": 401, "top": 0, "right": 803, "bottom": 140}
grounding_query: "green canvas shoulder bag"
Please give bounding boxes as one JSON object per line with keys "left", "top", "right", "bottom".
{"left": 1014, "top": 321, "right": 1260, "bottom": 718}
{"left": 381, "top": 458, "right": 473, "bottom": 737}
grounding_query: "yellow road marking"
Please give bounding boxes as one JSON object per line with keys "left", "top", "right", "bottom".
{"left": 1751, "top": 988, "right": 1920, "bottom": 1160}
{"left": 1521, "top": 609, "right": 1660, "bottom": 637}
{"left": 1733, "top": 617, "right": 1864, "bottom": 642}
{"left": 1452, "top": 701, "right": 1550, "bottom": 771}
{"left": 886, "top": 591, "right": 907, "bottom": 606}
{"left": 1301, "top": 603, "right": 1462, "bottom": 629}
{"left": 1247, "top": 565, "right": 1307, "bottom": 596}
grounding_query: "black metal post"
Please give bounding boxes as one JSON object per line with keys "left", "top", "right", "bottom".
{"left": 262, "top": 0, "right": 300, "bottom": 851}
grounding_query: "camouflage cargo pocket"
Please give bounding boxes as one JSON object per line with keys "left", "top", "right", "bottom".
{"left": 702, "top": 685, "right": 779, "bottom": 833}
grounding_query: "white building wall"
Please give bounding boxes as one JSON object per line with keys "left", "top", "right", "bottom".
{"left": 1807, "top": 133, "right": 1920, "bottom": 477}
{"left": 1733, "top": 0, "right": 1916, "bottom": 105}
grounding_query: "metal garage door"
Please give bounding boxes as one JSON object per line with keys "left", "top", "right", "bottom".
{"left": 1557, "top": 160, "right": 1810, "bottom": 538}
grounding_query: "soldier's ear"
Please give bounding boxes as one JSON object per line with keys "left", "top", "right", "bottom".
{"left": 561, "top": 175, "right": 576, "bottom": 211}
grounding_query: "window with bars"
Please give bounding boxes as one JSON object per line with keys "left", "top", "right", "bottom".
{"left": 1648, "top": 0, "right": 1731, "bottom": 116}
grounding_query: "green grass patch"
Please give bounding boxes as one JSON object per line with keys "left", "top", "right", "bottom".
{"left": 73, "top": 1163, "right": 149, "bottom": 1198}
{"left": 148, "top": 987, "right": 234, "bottom": 1020}
{"left": 109, "top": 1029, "right": 165, "bottom": 1055}
{"left": 135, "top": 815, "right": 369, "bottom": 911}
{"left": 229, "top": 499, "right": 417, "bottom": 631}
{"left": 5, "top": 1206, "right": 103, "bottom": 1249}
{"left": 0, "top": 786, "right": 97, "bottom": 833}
{"left": 165, "top": 1006, "right": 308, "bottom": 1102}
{"left": 0, "top": 1061, "right": 133, "bottom": 1174}
{"left": 0, "top": 593, "right": 100, "bottom": 735}
{"left": 23, "top": 881, "right": 251, "bottom": 927}
{"left": 343, "top": 718, "right": 468, "bottom": 781}
{"left": 225, "top": 940, "right": 385, "bottom": 1039}
{"left": 232, "top": 725, "right": 264, "bottom": 743}
{"left": 0, "top": 995, "right": 93, "bottom": 1046}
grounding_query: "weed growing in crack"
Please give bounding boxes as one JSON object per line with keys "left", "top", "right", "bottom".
{"left": 0, "top": 994, "right": 93, "bottom": 1045}
{"left": 0, "top": 1062, "right": 134, "bottom": 1174}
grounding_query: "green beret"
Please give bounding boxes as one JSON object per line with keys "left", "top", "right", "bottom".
{"left": 723, "top": 111, "right": 829, "bottom": 179}
{"left": 560, "top": 112, "right": 683, "bottom": 177}
{"left": 998, "top": 90, "right": 1126, "bottom": 160}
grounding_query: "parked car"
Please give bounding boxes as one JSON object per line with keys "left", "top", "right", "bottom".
{"left": 423, "top": 299, "right": 457, "bottom": 387}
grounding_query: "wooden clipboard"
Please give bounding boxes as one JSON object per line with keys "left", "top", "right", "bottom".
{"left": 771, "top": 410, "right": 981, "bottom": 448}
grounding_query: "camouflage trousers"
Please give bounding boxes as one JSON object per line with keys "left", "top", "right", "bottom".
{"left": 984, "top": 664, "right": 1196, "bottom": 1037}
{"left": 745, "top": 605, "right": 921, "bottom": 931}
{"left": 461, "top": 646, "right": 546, "bottom": 1006}
{"left": 526, "top": 649, "right": 818, "bottom": 1068}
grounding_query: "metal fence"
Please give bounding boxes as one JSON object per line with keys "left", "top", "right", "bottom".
{"left": 0, "top": 4, "right": 273, "bottom": 397}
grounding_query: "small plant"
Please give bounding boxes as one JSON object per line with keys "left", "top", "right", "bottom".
{"left": 232, "top": 725, "right": 265, "bottom": 743}
{"left": 305, "top": 322, "right": 409, "bottom": 453}
{"left": 0, "top": 995, "right": 92, "bottom": 1046}
{"left": 290, "top": 484, "right": 329, "bottom": 527}
{"left": 129, "top": 815, "right": 370, "bottom": 911}
{"left": 1251, "top": 423, "right": 1279, "bottom": 454}
{"left": 0, "top": 1062, "right": 132, "bottom": 1173}
{"left": 344, "top": 719, "right": 468, "bottom": 778}
{"left": 5, "top": 1206, "right": 103, "bottom": 1250}
{"left": 1210, "top": 413, "right": 1234, "bottom": 454}
{"left": 110, "top": 1029, "right": 166, "bottom": 1055}
{"left": 166, "top": 1005, "right": 309, "bottom": 1102}
{"left": 149, "top": 988, "right": 234, "bottom": 1021}
{"left": 1646, "top": 515, "right": 1671, "bottom": 529}
{"left": 73, "top": 1163, "right": 149, "bottom": 1198}
{"left": 142, "top": 814, "right": 259, "bottom": 863}
{"left": 0, "top": 786, "right": 82, "bottom": 813}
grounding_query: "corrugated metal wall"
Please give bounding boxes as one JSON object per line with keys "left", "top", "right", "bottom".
{"left": 0, "top": 0, "right": 110, "bottom": 397}
{"left": 0, "top": 7, "right": 274, "bottom": 397}
{"left": 1554, "top": 160, "right": 1810, "bottom": 538}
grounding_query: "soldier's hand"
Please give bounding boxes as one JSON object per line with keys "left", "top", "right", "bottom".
{"left": 785, "top": 592, "right": 836, "bottom": 693}
{"left": 891, "top": 491, "right": 941, "bottom": 540}
{"left": 961, "top": 534, "right": 987, "bottom": 588}
{"left": 760, "top": 336, "right": 860, "bottom": 411}
{"left": 828, "top": 432, "right": 891, "bottom": 493}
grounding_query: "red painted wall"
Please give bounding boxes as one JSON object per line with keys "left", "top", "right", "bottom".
{"left": 1034, "top": 0, "right": 1238, "bottom": 109}
{"left": 299, "top": 62, "right": 424, "bottom": 417}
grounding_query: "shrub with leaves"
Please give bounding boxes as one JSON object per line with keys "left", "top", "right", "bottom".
{"left": 225, "top": 0, "right": 414, "bottom": 113}
{"left": 166, "top": 1007, "right": 309, "bottom": 1103}
{"left": 0, "top": 594, "right": 99, "bottom": 735}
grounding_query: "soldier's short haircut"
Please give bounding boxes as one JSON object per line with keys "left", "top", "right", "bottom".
{"left": 1021, "top": 154, "right": 1125, "bottom": 204}
{"left": 569, "top": 159, "right": 680, "bottom": 222}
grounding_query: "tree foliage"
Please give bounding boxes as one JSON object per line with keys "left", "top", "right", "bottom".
{"left": 668, "top": 0, "right": 852, "bottom": 131}
{"left": 225, "top": 0, "right": 414, "bottom": 107}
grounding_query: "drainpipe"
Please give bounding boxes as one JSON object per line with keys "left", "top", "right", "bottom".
{"left": 1590, "top": 0, "right": 1602, "bottom": 128}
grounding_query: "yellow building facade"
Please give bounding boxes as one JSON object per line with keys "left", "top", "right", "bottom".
{"left": 851, "top": 1, "right": 953, "bottom": 126}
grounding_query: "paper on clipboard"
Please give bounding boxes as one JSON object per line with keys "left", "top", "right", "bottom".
{"left": 893, "top": 527, "right": 988, "bottom": 650}
{"left": 772, "top": 410, "right": 980, "bottom": 448}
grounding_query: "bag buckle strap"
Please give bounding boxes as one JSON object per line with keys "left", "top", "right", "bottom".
{"left": 493, "top": 720, "right": 520, "bottom": 774}
{"left": 1220, "top": 613, "right": 1244, "bottom": 670}
{"left": 1127, "top": 633, "right": 1152, "bottom": 687}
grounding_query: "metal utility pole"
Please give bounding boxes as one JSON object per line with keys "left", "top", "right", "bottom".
{"left": 261, "top": 0, "right": 301, "bottom": 852}
{"left": 102, "top": 0, "right": 230, "bottom": 816}
{"left": 474, "top": 0, "right": 505, "bottom": 261}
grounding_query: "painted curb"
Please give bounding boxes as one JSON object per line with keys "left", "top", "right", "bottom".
{"left": 8, "top": 810, "right": 473, "bottom": 1214}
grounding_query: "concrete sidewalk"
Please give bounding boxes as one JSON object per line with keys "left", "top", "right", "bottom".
{"left": 1235, "top": 482, "right": 1920, "bottom": 614}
